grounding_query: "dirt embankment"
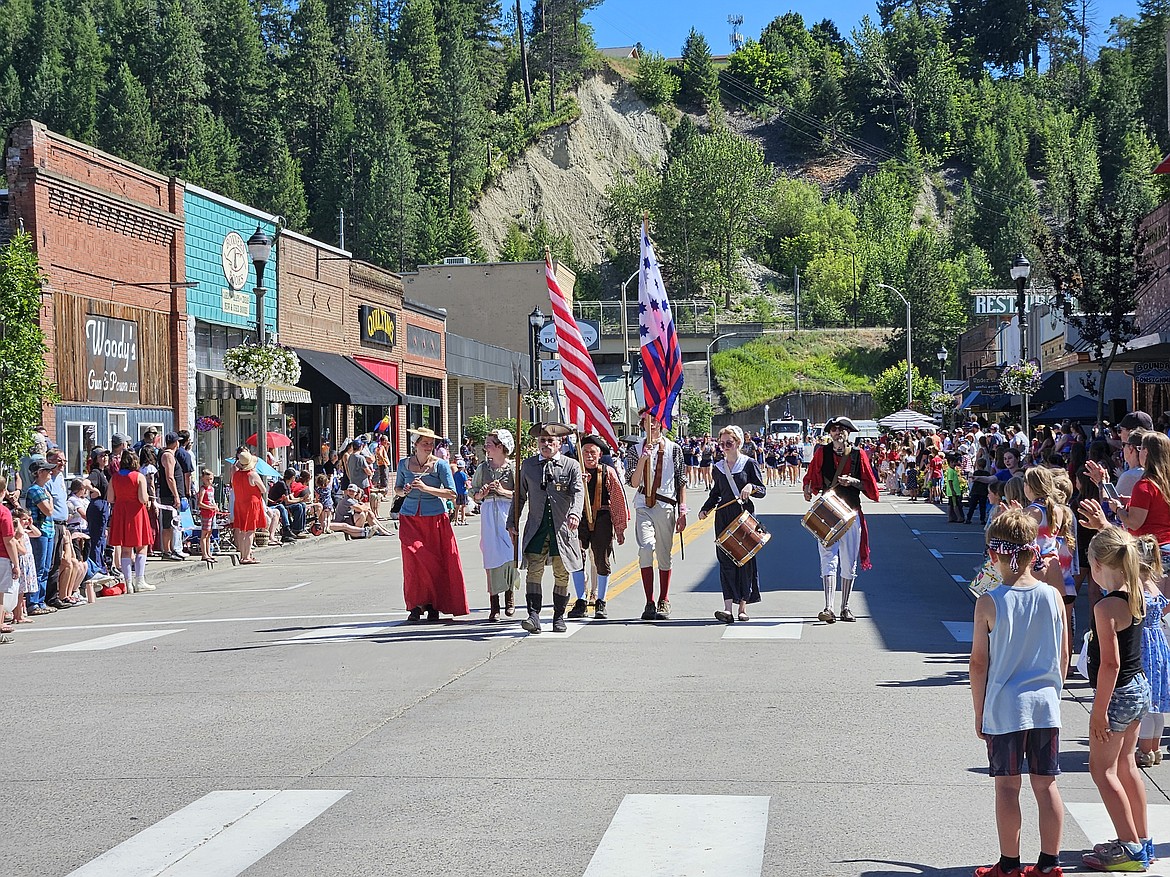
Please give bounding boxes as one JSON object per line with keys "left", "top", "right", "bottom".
{"left": 471, "top": 69, "right": 670, "bottom": 265}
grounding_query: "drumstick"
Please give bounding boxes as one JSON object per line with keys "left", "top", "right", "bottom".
{"left": 678, "top": 525, "right": 684, "bottom": 560}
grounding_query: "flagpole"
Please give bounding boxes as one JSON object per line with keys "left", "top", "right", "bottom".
{"left": 513, "top": 358, "right": 523, "bottom": 567}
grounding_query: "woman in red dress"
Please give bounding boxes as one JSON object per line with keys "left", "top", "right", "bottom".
{"left": 108, "top": 449, "right": 155, "bottom": 593}
{"left": 231, "top": 451, "right": 267, "bottom": 564}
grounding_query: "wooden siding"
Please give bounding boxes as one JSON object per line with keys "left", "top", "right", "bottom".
{"left": 54, "top": 291, "right": 173, "bottom": 408}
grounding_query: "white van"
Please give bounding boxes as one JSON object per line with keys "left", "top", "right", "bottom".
{"left": 768, "top": 419, "right": 805, "bottom": 443}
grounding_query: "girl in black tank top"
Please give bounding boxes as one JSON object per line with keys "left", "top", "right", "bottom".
{"left": 1087, "top": 590, "right": 1143, "bottom": 689}
{"left": 1081, "top": 527, "right": 1154, "bottom": 871}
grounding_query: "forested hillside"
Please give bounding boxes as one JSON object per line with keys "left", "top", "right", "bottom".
{"left": 0, "top": 0, "right": 1167, "bottom": 376}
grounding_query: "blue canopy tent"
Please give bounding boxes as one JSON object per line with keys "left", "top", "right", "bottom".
{"left": 1032, "top": 394, "right": 1099, "bottom": 425}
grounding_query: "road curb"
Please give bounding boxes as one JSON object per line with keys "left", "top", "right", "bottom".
{"left": 142, "top": 531, "right": 351, "bottom": 585}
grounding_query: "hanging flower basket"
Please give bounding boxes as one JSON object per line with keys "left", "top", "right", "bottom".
{"left": 223, "top": 342, "right": 301, "bottom": 386}
{"left": 930, "top": 392, "right": 958, "bottom": 413}
{"left": 522, "top": 390, "right": 555, "bottom": 413}
{"left": 195, "top": 415, "right": 223, "bottom": 432}
{"left": 999, "top": 361, "right": 1041, "bottom": 397}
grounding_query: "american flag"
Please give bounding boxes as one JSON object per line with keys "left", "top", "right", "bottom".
{"left": 638, "top": 218, "right": 684, "bottom": 429}
{"left": 545, "top": 255, "right": 619, "bottom": 449}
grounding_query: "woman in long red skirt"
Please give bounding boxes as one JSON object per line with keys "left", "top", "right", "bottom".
{"left": 394, "top": 427, "right": 468, "bottom": 622}
{"left": 108, "top": 449, "right": 155, "bottom": 593}
{"left": 231, "top": 451, "right": 268, "bottom": 564}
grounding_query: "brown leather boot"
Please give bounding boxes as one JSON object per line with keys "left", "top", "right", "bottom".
{"left": 489, "top": 593, "right": 501, "bottom": 622}
{"left": 504, "top": 589, "right": 515, "bottom": 616}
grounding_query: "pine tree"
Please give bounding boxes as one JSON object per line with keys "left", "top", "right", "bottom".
{"left": 61, "top": 3, "right": 104, "bottom": 143}
{"left": 152, "top": 0, "right": 209, "bottom": 166}
{"left": 395, "top": 0, "right": 445, "bottom": 203}
{"left": 445, "top": 200, "right": 487, "bottom": 261}
{"left": 437, "top": 7, "right": 484, "bottom": 212}
{"left": 98, "top": 60, "right": 163, "bottom": 168}
{"left": 256, "top": 134, "right": 309, "bottom": 230}
{"left": 0, "top": 66, "right": 21, "bottom": 138}
{"left": 284, "top": 0, "right": 338, "bottom": 177}
{"left": 24, "top": 0, "right": 68, "bottom": 131}
{"left": 183, "top": 108, "right": 243, "bottom": 200}
{"left": 679, "top": 28, "right": 718, "bottom": 110}
{"left": 310, "top": 83, "right": 356, "bottom": 246}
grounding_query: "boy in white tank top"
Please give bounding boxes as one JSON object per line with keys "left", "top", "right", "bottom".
{"left": 970, "top": 509, "right": 1068, "bottom": 877}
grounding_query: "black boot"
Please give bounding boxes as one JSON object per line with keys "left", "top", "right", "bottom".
{"left": 567, "top": 597, "right": 588, "bottom": 619}
{"left": 504, "top": 589, "right": 515, "bottom": 616}
{"left": 594, "top": 599, "right": 607, "bottom": 620}
{"left": 521, "top": 592, "right": 542, "bottom": 633}
{"left": 552, "top": 592, "right": 569, "bottom": 633}
{"left": 488, "top": 594, "right": 500, "bottom": 622}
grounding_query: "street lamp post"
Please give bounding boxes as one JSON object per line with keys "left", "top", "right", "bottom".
{"left": 621, "top": 361, "right": 632, "bottom": 437}
{"left": 1010, "top": 253, "right": 1032, "bottom": 450}
{"left": 877, "top": 283, "right": 912, "bottom": 409}
{"left": 679, "top": 413, "right": 690, "bottom": 440}
{"left": 706, "top": 333, "right": 739, "bottom": 402}
{"left": 528, "top": 307, "right": 544, "bottom": 421}
{"left": 937, "top": 345, "right": 948, "bottom": 430}
{"left": 247, "top": 225, "right": 272, "bottom": 466}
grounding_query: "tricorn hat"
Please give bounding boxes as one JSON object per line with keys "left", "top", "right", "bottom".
{"left": 824, "top": 416, "right": 858, "bottom": 433}
{"left": 529, "top": 422, "right": 573, "bottom": 438}
{"left": 580, "top": 433, "right": 611, "bottom": 455}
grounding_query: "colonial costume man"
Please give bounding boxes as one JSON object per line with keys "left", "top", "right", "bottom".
{"left": 802, "top": 415, "right": 880, "bottom": 623}
{"left": 509, "top": 423, "right": 584, "bottom": 634}
{"left": 568, "top": 434, "right": 628, "bottom": 621}
{"left": 625, "top": 408, "right": 687, "bottom": 620}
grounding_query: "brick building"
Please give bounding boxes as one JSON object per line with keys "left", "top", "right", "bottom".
{"left": 4, "top": 120, "right": 186, "bottom": 475}
{"left": 278, "top": 239, "right": 405, "bottom": 462}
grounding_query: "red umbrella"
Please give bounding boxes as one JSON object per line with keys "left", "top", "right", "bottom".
{"left": 246, "top": 431, "right": 293, "bottom": 448}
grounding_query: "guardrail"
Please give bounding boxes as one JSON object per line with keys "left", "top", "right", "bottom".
{"left": 573, "top": 299, "right": 720, "bottom": 336}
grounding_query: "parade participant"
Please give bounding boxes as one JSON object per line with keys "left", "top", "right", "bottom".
{"left": 509, "top": 423, "right": 583, "bottom": 634}
{"left": 471, "top": 429, "right": 518, "bottom": 621}
{"left": 699, "top": 426, "right": 766, "bottom": 624}
{"left": 109, "top": 449, "right": 155, "bottom": 591}
{"left": 568, "top": 434, "right": 627, "bottom": 621}
{"left": 395, "top": 427, "right": 469, "bottom": 623}
{"left": 626, "top": 408, "right": 687, "bottom": 621}
{"left": 803, "top": 416, "right": 880, "bottom": 624}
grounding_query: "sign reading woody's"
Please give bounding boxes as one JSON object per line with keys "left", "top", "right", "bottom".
{"left": 85, "top": 315, "right": 140, "bottom": 404}
{"left": 359, "top": 305, "right": 397, "bottom": 349}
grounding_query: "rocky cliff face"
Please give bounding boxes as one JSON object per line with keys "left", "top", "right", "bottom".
{"left": 471, "top": 68, "right": 670, "bottom": 265}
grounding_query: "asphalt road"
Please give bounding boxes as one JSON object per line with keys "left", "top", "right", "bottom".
{"left": 9, "top": 484, "right": 1170, "bottom": 876}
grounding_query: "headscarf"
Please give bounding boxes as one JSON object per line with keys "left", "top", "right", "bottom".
{"left": 491, "top": 428, "right": 515, "bottom": 454}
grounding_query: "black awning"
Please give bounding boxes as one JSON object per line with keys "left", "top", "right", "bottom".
{"left": 1031, "top": 371, "right": 1065, "bottom": 405}
{"left": 294, "top": 348, "right": 406, "bottom": 407}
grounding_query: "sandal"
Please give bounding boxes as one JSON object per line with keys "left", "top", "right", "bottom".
{"left": 738, "top": 613, "right": 750, "bottom": 622}
{"left": 0, "top": 624, "right": 13, "bottom": 633}
{"left": 29, "top": 606, "right": 51, "bottom": 616}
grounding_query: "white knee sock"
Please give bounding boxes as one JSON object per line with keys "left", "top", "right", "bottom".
{"left": 596, "top": 575, "right": 609, "bottom": 601}
{"left": 571, "top": 569, "right": 586, "bottom": 600}
{"left": 120, "top": 555, "right": 132, "bottom": 583}
{"left": 822, "top": 576, "right": 835, "bottom": 611}
{"left": 841, "top": 578, "right": 855, "bottom": 609}
{"left": 724, "top": 598, "right": 733, "bottom": 613}
{"left": 133, "top": 552, "right": 146, "bottom": 580}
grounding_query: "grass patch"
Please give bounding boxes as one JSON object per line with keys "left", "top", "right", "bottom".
{"left": 711, "top": 329, "right": 894, "bottom": 412}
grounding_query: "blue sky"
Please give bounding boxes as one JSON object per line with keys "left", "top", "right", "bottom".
{"left": 586, "top": 0, "right": 1141, "bottom": 58}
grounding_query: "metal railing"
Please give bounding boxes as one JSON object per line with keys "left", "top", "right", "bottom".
{"left": 573, "top": 299, "right": 719, "bottom": 336}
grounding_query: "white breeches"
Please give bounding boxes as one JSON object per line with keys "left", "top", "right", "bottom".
{"left": 636, "top": 504, "right": 676, "bottom": 570}
{"left": 818, "top": 518, "right": 861, "bottom": 579}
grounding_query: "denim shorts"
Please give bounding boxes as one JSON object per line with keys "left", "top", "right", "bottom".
{"left": 1106, "top": 674, "right": 1151, "bottom": 732}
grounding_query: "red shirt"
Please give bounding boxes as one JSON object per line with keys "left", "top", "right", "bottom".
{"left": 1129, "top": 479, "right": 1170, "bottom": 544}
{"left": 0, "top": 503, "right": 13, "bottom": 561}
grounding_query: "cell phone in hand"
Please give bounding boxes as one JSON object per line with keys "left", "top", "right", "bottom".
{"left": 1102, "top": 482, "right": 1121, "bottom": 503}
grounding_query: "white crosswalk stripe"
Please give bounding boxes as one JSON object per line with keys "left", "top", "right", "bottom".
{"left": 722, "top": 618, "right": 804, "bottom": 639}
{"left": 943, "top": 621, "right": 974, "bottom": 642}
{"left": 1067, "top": 802, "right": 1170, "bottom": 874}
{"left": 66, "top": 789, "right": 349, "bottom": 876}
{"left": 37, "top": 629, "right": 181, "bottom": 652}
{"left": 582, "top": 794, "right": 769, "bottom": 876}
{"left": 270, "top": 621, "right": 405, "bottom": 645}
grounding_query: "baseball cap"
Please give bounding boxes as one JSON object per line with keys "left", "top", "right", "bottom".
{"left": 31, "top": 460, "right": 55, "bottom": 472}
{"left": 1119, "top": 411, "right": 1154, "bottom": 430}
{"left": 164, "top": 432, "right": 179, "bottom": 445}
{"left": 111, "top": 433, "right": 131, "bottom": 448}
{"left": 345, "top": 483, "right": 361, "bottom": 493}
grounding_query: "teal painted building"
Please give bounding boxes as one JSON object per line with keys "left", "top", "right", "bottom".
{"left": 184, "top": 184, "right": 307, "bottom": 474}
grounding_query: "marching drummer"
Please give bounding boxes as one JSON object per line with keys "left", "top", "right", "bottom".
{"left": 698, "top": 426, "right": 767, "bottom": 624}
{"left": 802, "top": 416, "right": 880, "bottom": 624}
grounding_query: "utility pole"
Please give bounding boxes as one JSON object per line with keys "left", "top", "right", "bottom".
{"left": 793, "top": 266, "right": 801, "bottom": 331}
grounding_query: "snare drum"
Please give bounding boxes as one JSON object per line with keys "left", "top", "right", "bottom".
{"left": 801, "top": 489, "right": 858, "bottom": 548}
{"left": 716, "top": 509, "right": 771, "bottom": 567}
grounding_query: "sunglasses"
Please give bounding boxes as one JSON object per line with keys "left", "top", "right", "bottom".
{"left": 719, "top": 439, "right": 737, "bottom": 447}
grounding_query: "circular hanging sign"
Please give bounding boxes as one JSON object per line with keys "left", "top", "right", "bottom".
{"left": 222, "top": 231, "right": 249, "bottom": 291}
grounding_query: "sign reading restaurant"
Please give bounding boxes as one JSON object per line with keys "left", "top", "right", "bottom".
{"left": 85, "top": 314, "right": 140, "bottom": 404}
{"left": 359, "top": 305, "right": 397, "bottom": 349}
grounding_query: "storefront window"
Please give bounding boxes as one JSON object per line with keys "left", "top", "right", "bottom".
{"left": 63, "top": 422, "right": 97, "bottom": 477}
